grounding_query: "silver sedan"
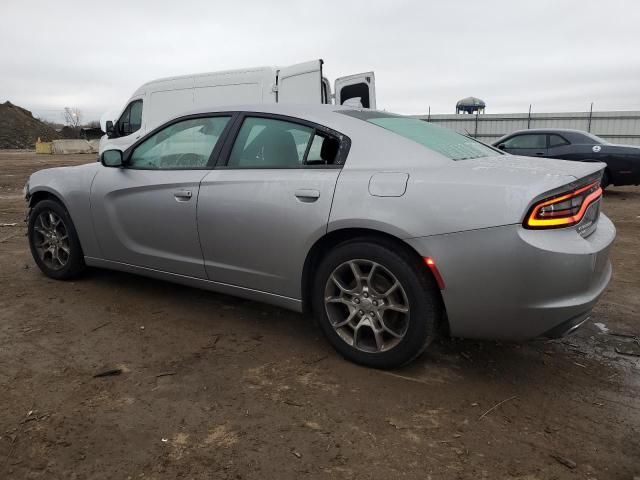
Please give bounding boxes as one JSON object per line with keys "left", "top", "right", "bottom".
{"left": 25, "top": 105, "right": 615, "bottom": 368}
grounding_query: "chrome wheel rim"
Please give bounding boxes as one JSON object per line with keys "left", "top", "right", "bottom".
{"left": 32, "top": 210, "right": 70, "bottom": 270}
{"left": 324, "top": 259, "right": 410, "bottom": 353}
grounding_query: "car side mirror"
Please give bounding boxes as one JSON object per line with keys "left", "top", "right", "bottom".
{"left": 106, "top": 120, "right": 115, "bottom": 138}
{"left": 497, "top": 143, "right": 506, "bottom": 150}
{"left": 101, "top": 150, "right": 124, "bottom": 167}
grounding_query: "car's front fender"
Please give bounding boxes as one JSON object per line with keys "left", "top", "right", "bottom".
{"left": 28, "top": 163, "right": 102, "bottom": 258}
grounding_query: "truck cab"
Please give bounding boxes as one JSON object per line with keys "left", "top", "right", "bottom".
{"left": 99, "top": 59, "right": 376, "bottom": 155}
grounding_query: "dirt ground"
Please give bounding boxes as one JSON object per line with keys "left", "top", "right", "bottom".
{"left": 0, "top": 151, "right": 638, "bottom": 480}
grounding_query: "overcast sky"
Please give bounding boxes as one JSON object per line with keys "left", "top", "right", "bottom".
{"left": 2, "top": 0, "right": 640, "bottom": 123}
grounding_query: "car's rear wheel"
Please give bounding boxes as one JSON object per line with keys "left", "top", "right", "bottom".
{"left": 312, "top": 240, "right": 442, "bottom": 368}
{"left": 28, "top": 199, "right": 85, "bottom": 280}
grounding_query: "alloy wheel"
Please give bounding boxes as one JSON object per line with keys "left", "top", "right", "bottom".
{"left": 324, "top": 259, "right": 410, "bottom": 353}
{"left": 32, "top": 210, "right": 71, "bottom": 270}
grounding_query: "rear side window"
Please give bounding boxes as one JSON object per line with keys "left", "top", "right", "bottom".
{"left": 503, "top": 134, "right": 546, "bottom": 149}
{"left": 129, "top": 116, "right": 230, "bottom": 169}
{"left": 227, "top": 117, "right": 342, "bottom": 168}
{"left": 548, "top": 134, "right": 570, "bottom": 148}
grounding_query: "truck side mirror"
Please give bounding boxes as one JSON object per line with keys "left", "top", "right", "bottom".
{"left": 106, "top": 121, "right": 115, "bottom": 138}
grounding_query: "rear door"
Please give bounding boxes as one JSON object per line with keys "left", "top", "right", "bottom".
{"left": 335, "top": 72, "right": 376, "bottom": 109}
{"left": 91, "top": 115, "right": 233, "bottom": 278}
{"left": 197, "top": 113, "right": 348, "bottom": 299}
{"left": 277, "top": 59, "right": 323, "bottom": 104}
{"left": 500, "top": 133, "right": 547, "bottom": 157}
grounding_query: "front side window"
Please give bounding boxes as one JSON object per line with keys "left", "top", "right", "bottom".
{"left": 503, "top": 134, "right": 546, "bottom": 149}
{"left": 129, "top": 116, "right": 230, "bottom": 170}
{"left": 339, "top": 110, "right": 498, "bottom": 161}
{"left": 227, "top": 117, "right": 320, "bottom": 168}
{"left": 117, "top": 100, "right": 143, "bottom": 137}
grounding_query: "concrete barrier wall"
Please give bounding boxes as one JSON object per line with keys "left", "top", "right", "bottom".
{"left": 50, "top": 139, "right": 97, "bottom": 154}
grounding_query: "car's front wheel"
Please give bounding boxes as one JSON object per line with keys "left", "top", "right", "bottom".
{"left": 28, "top": 199, "right": 85, "bottom": 280}
{"left": 312, "top": 240, "right": 442, "bottom": 369}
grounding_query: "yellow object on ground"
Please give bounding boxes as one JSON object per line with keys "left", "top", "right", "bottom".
{"left": 35, "top": 139, "right": 52, "bottom": 154}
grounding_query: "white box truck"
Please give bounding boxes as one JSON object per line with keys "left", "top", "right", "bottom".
{"left": 99, "top": 59, "right": 375, "bottom": 154}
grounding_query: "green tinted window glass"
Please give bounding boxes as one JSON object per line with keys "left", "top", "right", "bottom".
{"left": 129, "top": 116, "right": 229, "bottom": 170}
{"left": 368, "top": 117, "right": 496, "bottom": 161}
{"left": 228, "top": 117, "right": 313, "bottom": 168}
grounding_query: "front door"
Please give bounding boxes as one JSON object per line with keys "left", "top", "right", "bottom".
{"left": 197, "top": 113, "right": 347, "bottom": 299}
{"left": 91, "top": 115, "right": 232, "bottom": 278}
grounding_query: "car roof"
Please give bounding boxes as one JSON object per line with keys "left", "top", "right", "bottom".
{"left": 507, "top": 128, "right": 590, "bottom": 135}
{"left": 174, "top": 104, "right": 384, "bottom": 136}
{"left": 181, "top": 103, "right": 347, "bottom": 116}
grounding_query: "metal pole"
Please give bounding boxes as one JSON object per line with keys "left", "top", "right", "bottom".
{"left": 588, "top": 102, "right": 593, "bottom": 132}
{"left": 527, "top": 104, "right": 532, "bottom": 129}
{"left": 428, "top": 106, "right": 431, "bottom": 122}
{"left": 474, "top": 112, "right": 479, "bottom": 138}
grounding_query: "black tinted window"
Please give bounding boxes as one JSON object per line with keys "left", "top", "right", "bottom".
{"left": 117, "top": 100, "right": 143, "bottom": 136}
{"left": 129, "top": 101, "right": 143, "bottom": 132}
{"left": 340, "top": 82, "right": 370, "bottom": 108}
{"left": 503, "top": 134, "right": 546, "bottom": 149}
{"left": 548, "top": 134, "right": 570, "bottom": 148}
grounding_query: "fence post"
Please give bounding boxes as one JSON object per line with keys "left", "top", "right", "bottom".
{"left": 587, "top": 102, "right": 593, "bottom": 132}
{"left": 474, "top": 112, "right": 479, "bottom": 138}
{"left": 527, "top": 104, "right": 532, "bottom": 129}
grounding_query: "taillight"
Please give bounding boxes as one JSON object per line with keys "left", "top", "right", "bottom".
{"left": 524, "top": 181, "right": 602, "bottom": 229}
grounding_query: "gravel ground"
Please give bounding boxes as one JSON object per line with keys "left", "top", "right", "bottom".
{"left": 1, "top": 151, "right": 639, "bottom": 479}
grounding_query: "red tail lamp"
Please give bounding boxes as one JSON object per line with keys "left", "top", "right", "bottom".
{"left": 525, "top": 181, "right": 602, "bottom": 229}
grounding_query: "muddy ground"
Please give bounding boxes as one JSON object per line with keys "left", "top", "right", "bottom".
{"left": 0, "top": 151, "right": 638, "bottom": 479}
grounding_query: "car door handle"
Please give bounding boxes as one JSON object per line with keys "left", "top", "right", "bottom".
{"left": 294, "top": 189, "right": 320, "bottom": 202}
{"left": 535, "top": 152, "right": 545, "bottom": 156}
{"left": 174, "top": 190, "right": 193, "bottom": 201}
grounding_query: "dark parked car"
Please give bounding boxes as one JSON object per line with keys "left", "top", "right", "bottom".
{"left": 493, "top": 129, "right": 640, "bottom": 188}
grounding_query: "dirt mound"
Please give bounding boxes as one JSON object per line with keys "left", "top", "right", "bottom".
{"left": 0, "top": 101, "right": 60, "bottom": 149}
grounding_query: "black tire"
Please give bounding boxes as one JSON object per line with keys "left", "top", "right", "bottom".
{"left": 312, "top": 239, "right": 443, "bottom": 369}
{"left": 28, "top": 199, "right": 85, "bottom": 280}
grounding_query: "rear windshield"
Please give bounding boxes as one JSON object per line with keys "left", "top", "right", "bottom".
{"left": 580, "top": 131, "right": 608, "bottom": 144}
{"left": 339, "top": 110, "right": 500, "bottom": 161}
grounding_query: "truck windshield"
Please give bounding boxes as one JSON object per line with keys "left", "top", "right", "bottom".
{"left": 339, "top": 110, "right": 500, "bottom": 161}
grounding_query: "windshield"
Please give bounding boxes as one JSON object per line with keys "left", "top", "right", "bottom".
{"left": 339, "top": 110, "right": 500, "bottom": 160}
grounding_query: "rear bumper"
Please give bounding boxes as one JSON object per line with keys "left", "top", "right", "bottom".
{"left": 406, "top": 213, "right": 615, "bottom": 341}
{"left": 541, "top": 310, "right": 591, "bottom": 338}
